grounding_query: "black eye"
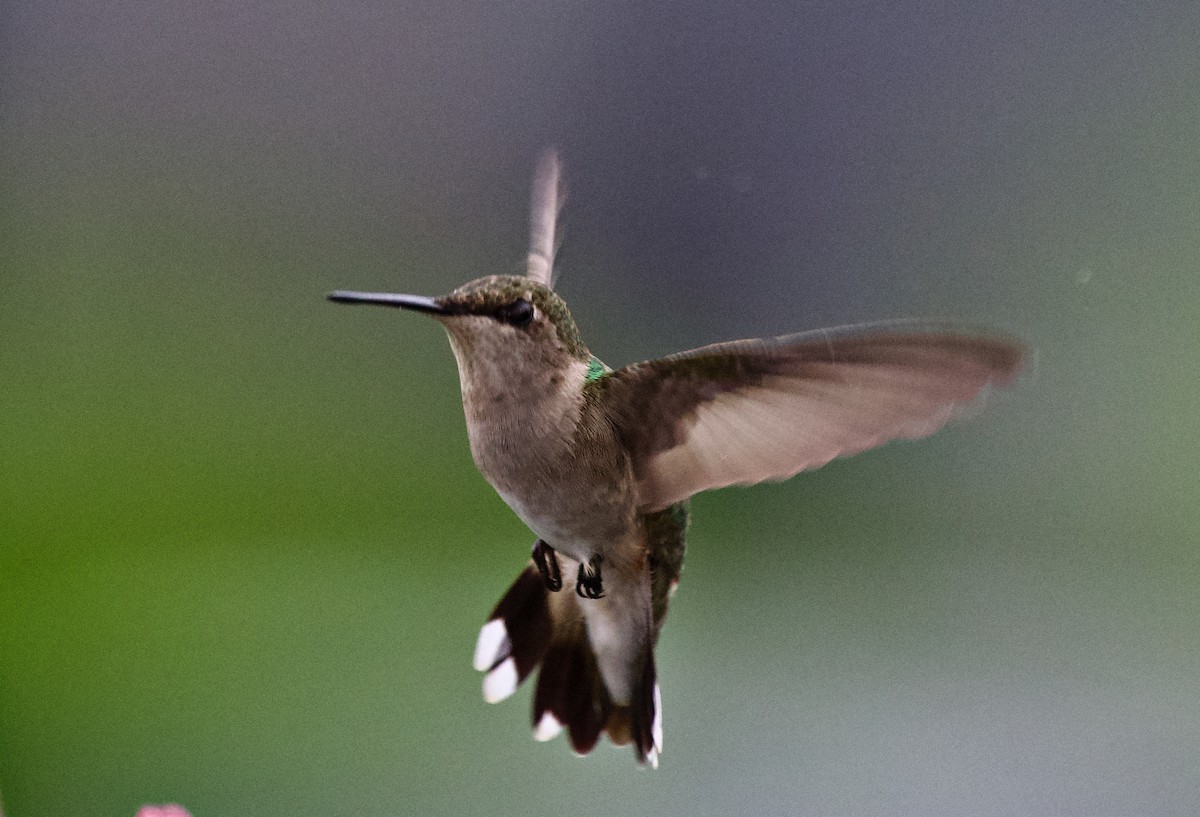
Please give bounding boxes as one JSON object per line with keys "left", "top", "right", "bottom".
{"left": 500, "top": 298, "right": 535, "bottom": 327}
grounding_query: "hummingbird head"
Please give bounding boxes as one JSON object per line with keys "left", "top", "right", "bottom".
{"left": 328, "top": 274, "right": 590, "bottom": 386}
{"left": 329, "top": 151, "right": 588, "bottom": 394}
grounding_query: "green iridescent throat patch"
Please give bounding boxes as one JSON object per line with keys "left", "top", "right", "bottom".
{"left": 586, "top": 356, "right": 610, "bottom": 382}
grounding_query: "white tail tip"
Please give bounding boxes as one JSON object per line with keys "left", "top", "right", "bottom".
{"left": 533, "top": 711, "right": 564, "bottom": 742}
{"left": 483, "top": 657, "right": 519, "bottom": 703}
{"left": 652, "top": 683, "right": 664, "bottom": 753}
{"left": 472, "top": 618, "right": 510, "bottom": 672}
{"left": 480, "top": 657, "right": 518, "bottom": 700}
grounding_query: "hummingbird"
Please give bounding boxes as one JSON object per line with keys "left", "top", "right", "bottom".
{"left": 328, "top": 151, "right": 1024, "bottom": 768}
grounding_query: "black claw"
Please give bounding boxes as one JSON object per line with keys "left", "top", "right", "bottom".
{"left": 575, "top": 555, "right": 605, "bottom": 600}
{"left": 532, "top": 539, "right": 563, "bottom": 592}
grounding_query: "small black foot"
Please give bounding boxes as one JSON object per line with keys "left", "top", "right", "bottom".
{"left": 575, "top": 555, "right": 605, "bottom": 600}
{"left": 532, "top": 539, "right": 563, "bottom": 592}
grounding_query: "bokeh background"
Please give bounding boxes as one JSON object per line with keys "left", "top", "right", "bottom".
{"left": 3, "top": 2, "right": 1199, "bottom": 815}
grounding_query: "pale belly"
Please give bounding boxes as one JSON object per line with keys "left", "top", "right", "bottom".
{"left": 459, "top": 356, "right": 638, "bottom": 563}
{"left": 492, "top": 476, "right": 637, "bottom": 565}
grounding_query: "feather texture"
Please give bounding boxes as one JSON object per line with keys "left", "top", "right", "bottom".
{"left": 594, "top": 323, "right": 1025, "bottom": 510}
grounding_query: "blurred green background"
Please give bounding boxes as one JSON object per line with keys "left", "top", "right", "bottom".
{"left": 3, "top": 2, "right": 1200, "bottom": 815}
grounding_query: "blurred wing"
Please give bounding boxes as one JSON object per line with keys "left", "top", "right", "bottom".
{"left": 526, "top": 148, "right": 565, "bottom": 289}
{"left": 596, "top": 323, "right": 1025, "bottom": 511}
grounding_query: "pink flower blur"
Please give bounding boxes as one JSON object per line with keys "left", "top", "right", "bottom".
{"left": 136, "top": 805, "right": 192, "bottom": 817}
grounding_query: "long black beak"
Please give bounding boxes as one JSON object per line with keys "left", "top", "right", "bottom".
{"left": 326, "top": 291, "right": 450, "bottom": 315}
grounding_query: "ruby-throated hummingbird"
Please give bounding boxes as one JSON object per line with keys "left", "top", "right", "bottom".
{"left": 328, "top": 151, "right": 1024, "bottom": 768}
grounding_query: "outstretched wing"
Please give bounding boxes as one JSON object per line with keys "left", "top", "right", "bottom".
{"left": 594, "top": 323, "right": 1025, "bottom": 511}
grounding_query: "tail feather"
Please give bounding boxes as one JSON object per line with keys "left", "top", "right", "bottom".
{"left": 535, "top": 632, "right": 609, "bottom": 755}
{"left": 473, "top": 564, "right": 551, "bottom": 701}
{"left": 603, "top": 649, "right": 661, "bottom": 766}
{"left": 474, "top": 561, "right": 663, "bottom": 767}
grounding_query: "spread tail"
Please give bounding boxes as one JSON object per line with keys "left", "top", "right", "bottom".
{"left": 472, "top": 562, "right": 662, "bottom": 767}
